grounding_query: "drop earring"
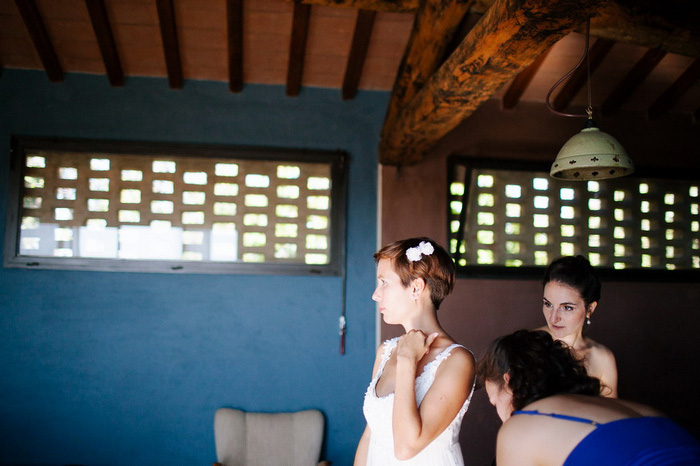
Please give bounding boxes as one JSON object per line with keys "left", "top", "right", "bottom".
{"left": 586, "top": 315, "right": 591, "bottom": 325}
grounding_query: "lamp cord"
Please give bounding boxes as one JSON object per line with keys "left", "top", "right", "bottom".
{"left": 546, "top": 18, "right": 593, "bottom": 119}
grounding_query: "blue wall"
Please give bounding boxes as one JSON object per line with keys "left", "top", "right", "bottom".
{"left": 0, "top": 70, "right": 385, "bottom": 465}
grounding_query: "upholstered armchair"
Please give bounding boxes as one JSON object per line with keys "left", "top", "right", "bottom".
{"left": 213, "top": 408, "right": 331, "bottom": 466}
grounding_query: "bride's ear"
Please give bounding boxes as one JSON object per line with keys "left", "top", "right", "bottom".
{"left": 410, "top": 278, "right": 426, "bottom": 299}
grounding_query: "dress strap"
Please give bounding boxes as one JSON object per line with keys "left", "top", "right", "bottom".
{"left": 439, "top": 343, "right": 468, "bottom": 358}
{"left": 375, "top": 338, "right": 399, "bottom": 379}
{"left": 513, "top": 410, "right": 599, "bottom": 426}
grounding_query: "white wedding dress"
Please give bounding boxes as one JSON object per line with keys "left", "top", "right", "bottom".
{"left": 362, "top": 337, "right": 474, "bottom": 465}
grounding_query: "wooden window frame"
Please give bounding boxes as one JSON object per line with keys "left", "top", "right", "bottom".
{"left": 447, "top": 156, "right": 700, "bottom": 282}
{"left": 5, "top": 136, "right": 348, "bottom": 276}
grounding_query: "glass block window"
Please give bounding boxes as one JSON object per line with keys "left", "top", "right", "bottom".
{"left": 6, "top": 137, "right": 347, "bottom": 275}
{"left": 448, "top": 158, "right": 700, "bottom": 275}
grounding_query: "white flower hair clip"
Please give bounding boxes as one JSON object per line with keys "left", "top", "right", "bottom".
{"left": 406, "top": 241, "right": 435, "bottom": 262}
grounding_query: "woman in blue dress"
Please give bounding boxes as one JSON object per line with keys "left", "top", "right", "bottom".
{"left": 477, "top": 330, "right": 700, "bottom": 465}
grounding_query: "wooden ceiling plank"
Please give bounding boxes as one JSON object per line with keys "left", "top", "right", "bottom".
{"left": 601, "top": 48, "right": 666, "bottom": 116}
{"left": 84, "top": 0, "right": 124, "bottom": 87}
{"left": 502, "top": 48, "right": 550, "bottom": 110}
{"left": 286, "top": 3, "right": 311, "bottom": 97}
{"left": 379, "top": 0, "right": 607, "bottom": 165}
{"left": 156, "top": 0, "right": 183, "bottom": 89}
{"left": 282, "top": 0, "right": 419, "bottom": 13}
{"left": 551, "top": 38, "right": 615, "bottom": 112}
{"left": 13, "top": 0, "right": 63, "bottom": 82}
{"left": 342, "top": 9, "right": 376, "bottom": 100}
{"left": 227, "top": 0, "right": 243, "bottom": 93}
{"left": 648, "top": 57, "right": 700, "bottom": 120}
{"left": 380, "top": 0, "right": 473, "bottom": 147}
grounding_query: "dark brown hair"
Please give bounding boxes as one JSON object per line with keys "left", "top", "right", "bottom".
{"left": 477, "top": 330, "right": 600, "bottom": 411}
{"left": 543, "top": 255, "right": 601, "bottom": 307}
{"left": 374, "top": 237, "right": 455, "bottom": 310}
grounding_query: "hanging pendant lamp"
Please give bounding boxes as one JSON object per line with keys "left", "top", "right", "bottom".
{"left": 550, "top": 117, "right": 634, "bottom": 180}
{"left": 546, "top": 19, "right": 634, "bottom": 181}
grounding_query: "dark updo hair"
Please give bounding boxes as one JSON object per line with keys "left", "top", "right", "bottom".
{"left": 374, "top": 237, "right": 455, "bottom": 310}
{"left": 477, "top": 330, "right": 601, "bottom": 411}
{"left": 543, "top": 255, "right": 601, "bottom": 307}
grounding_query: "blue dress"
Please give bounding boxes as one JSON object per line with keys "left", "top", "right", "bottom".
{"left": 513, "top": 410, "right": 700, "bottom": 465}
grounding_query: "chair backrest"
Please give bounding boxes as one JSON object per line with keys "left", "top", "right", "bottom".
{"left": 214, "top": 408, "right": 325, "bottom": 466}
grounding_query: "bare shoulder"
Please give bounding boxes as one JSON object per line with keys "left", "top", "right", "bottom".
{"left": 615, "top": 398, "right": 666, "bottom": 417}
{"left": 497, "top": 415, "right": 542, "bottom": 463}
{"left": 431, "top": 343, "right": 475, "bottom": 392}
{"left": 441, "top": 342, "right": 476, "bottom": 371}
{"left": 587, "top": 337, "right": 614, "bottom": 355}
{"left": 585, "top": 338, "right": 617, "bottom": 365}
{"left": 500, "top": 412, "right": 532, "bottom": 437}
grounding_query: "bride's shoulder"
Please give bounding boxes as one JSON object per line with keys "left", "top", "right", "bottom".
{"left": 436, "top": 341, "right": 475, "bottom": 373}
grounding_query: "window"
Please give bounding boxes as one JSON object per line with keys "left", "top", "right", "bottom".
{"left": 5, "top": 137, "right": 347, "bottom": 275}
{"left": 448, "top": 157, "right": 700, "bottom": 279}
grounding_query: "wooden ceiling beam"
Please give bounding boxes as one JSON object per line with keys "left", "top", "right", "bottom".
{"left": 589, "top": 1, "right": 700, "bottom": 59}
{"left": 286, "top": 3, "right": 311, "bottom": 97}
{"left": 648, "top": 57, "right": 700, "bottom": 120}
{"left": 14, "top": 0, "right": 63, "bottom": 82}
{"left": 551, "top": 38, "right": 614, "bottom": 112}
{"left": 379, "top": 0, "right": 607, "bottom": 165}
{"left": 156, "top": 0, "right": 183, "bottom": 89}
{"left": 227, "top": 0, "right": 243, "bottom": 93}
{"left": 286, "top": 1, "right": 700, "bottom": 58}
{"left": 342, "top": 9, "right": 376, "bottom": 100}
{"left": 84, "top": 0, "right": 124, "bottom": 87}
{"left": 601, "top": 48, "right": 666, "bottom": 116}
{"left": 380, "top": 0, "right": 473, "bottom": 151}
{"left": 502, "top": 48, "right": 550, "bottom": 110}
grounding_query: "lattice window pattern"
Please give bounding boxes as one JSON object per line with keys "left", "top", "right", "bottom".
{"left": 448, "top": 161, "right": 700, "bottom": 271}
{"left": 9, "top": 140, "right": 346, "bottom": 274}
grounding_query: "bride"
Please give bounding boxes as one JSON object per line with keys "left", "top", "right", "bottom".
{"left": 354, "top": 238, "right": 475, "bottom": 465}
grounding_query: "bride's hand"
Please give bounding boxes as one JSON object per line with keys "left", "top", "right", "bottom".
{"left": 396, "top": 330, "right": 438, "bottom": 364}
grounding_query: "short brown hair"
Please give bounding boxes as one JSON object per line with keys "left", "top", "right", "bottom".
{"left": 374, "top": 237, "right": 455, "bottom": 309}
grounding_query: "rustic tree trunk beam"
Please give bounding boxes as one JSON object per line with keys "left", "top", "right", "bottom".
{"left": 286, "top": 0, "right": 700, "bottom": 58}
{"left": 589, "top": 2, "right": 700, "bottom": 59}
{"left": 379, "top": 0, "right": 607, "bottom": 165}
{"left": 381, "top": 0, "right": 474, "bottom": 145}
